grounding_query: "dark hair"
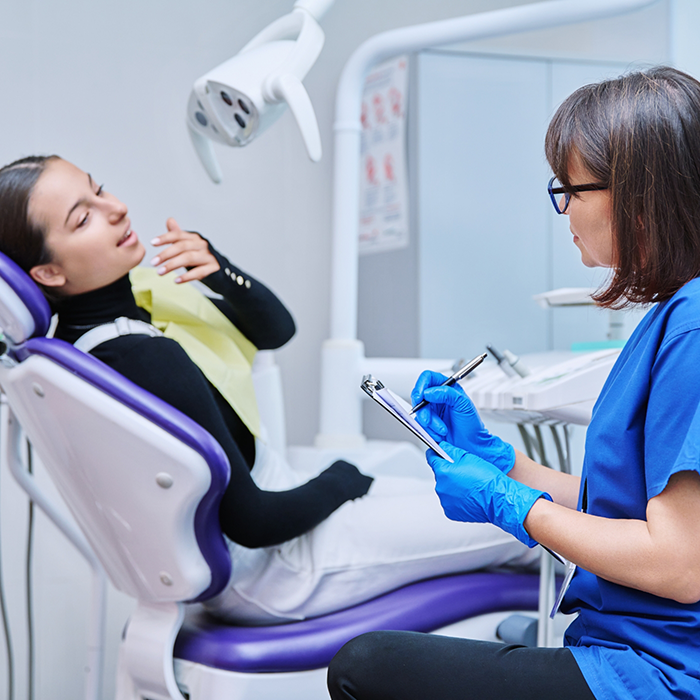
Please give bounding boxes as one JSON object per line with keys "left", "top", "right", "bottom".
{"left": 0, "top": 154, "right": 61, "bottom": 299}
{"left": 545, "top": 66, "right": 700, "bottom": 308}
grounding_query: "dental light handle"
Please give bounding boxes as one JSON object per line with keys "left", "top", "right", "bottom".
{"left": 267, "top": 73, "right": 322, "bottom": 161}
{"left": 257, "top": 7, "right": 324, "bottom": 161}
{"left": 188, "top": 123, "right": 223, "bottom": 184}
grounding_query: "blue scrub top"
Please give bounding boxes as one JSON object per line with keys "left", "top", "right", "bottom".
{"left": 562, "top": 278, "right": 700, "bottom": 700}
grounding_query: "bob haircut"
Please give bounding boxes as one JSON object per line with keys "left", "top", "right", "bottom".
{"left": 545, "top": 66, "right": 700, "bottom": 308}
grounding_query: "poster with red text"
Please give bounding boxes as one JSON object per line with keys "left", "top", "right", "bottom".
{"left": 358, "top": 56, "right": 409, "bottom": 255}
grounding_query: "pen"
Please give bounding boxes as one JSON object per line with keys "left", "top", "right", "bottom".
{"left": 410, "top": 352, "right": 488, "bottom": 415}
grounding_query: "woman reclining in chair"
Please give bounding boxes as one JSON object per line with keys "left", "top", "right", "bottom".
{"left": 0, "top": 155, "right": 536, "bottom": 624}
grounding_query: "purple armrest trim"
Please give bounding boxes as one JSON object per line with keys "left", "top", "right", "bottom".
{"left": 0, "top": 252, "right": 52, "bottom": 338}
{"left": 23, "top": 336, "right": 232, "bottom": 602}
{"left": 174, "top": 571, "right": 540, "bottom": 673}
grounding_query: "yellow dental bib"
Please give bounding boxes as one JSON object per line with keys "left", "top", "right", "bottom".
{"left": 130, "top": 267, "right": 260, "bottom": 437}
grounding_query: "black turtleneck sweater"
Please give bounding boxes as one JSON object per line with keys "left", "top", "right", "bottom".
{"left": 53, "top": 244, "right": 372, "bottom": 548}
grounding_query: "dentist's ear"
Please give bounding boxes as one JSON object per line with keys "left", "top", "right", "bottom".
{"left": 30, "top": 263, "right": 66, "bottom": 288}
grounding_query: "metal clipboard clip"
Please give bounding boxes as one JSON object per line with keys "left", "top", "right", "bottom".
{"left": 360, "top": 374, "right": 385, "bottom": 397}
{"left": 361, "top": 374, "right": 453, "bottom": 462}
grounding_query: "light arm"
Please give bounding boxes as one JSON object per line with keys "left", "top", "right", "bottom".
{"left": 293, "top": 0, "right": 336, "bottom": 22}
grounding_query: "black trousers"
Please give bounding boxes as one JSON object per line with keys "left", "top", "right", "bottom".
{"left": 327, "top": 631, "right": 596, "bottom": 700}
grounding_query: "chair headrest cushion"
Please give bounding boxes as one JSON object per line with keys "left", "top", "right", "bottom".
{"left": 0, "top": 251, "right": 52, "bottom": 343}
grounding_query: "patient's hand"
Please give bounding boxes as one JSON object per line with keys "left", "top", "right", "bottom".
{"left": 326, "top": 460, "right": 374, "bottom": 500}
{"left": 150, "top": 218, "right": 220, "bottom": 283}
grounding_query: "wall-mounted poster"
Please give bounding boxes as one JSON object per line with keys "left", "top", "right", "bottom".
{"left": 359, "top": 55, "right": 409, "bottom": 255}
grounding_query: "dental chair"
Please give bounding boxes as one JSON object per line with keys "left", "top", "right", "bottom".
{"left": 0, "top": 251, "right": 539, "bottom": 700}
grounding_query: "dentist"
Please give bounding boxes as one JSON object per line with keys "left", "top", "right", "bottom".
{"left": 329, "top": 66, "right": 700, "bottom": 700}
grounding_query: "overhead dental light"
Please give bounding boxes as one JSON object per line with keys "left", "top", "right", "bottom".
{"left": 187, "top": 0, "right": 334, "bottom": 183}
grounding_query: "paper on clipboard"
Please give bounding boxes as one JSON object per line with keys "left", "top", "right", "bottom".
{"left": 361, "top": 375, "right": 454, "bottom": 462}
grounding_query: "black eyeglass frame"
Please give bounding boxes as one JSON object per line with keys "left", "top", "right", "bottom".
{"left": 548, "top": 176, "right": 608, "bottom": 214}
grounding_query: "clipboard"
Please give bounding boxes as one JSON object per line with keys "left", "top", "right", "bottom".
{"left": 361, "top": 374, "right": 454, "bottom": 462}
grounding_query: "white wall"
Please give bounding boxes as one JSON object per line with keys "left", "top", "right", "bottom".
{"left": 670, "top": 0, "right": 700, "bottom": 77}
{"left": 0, "top": 0, "right": 684, "bottom": 698}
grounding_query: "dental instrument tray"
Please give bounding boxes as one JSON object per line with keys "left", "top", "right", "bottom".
{"left": 361, "top": 375, "right": 453, "bottom": 462}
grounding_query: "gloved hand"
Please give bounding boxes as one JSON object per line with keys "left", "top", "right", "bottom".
{"left": 412, "top": 370, "right": 515, "bottom": 473}
{"left": 426, "top": 442, "right": 550, "bottom": 547}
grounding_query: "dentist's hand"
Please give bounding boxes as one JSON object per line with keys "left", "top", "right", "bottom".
{"left": 412, "top": 371, "right": 515, "bottom": 473}
{"left": 426, "top": 442, "right": 549, "bottom": 547}
{"left": 150, "top": 218, "right": 220, "bottom": 283}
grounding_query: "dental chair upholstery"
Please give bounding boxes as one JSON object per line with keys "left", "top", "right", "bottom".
{"left": 0, "top": 251, "right": 539, "bottom": 700}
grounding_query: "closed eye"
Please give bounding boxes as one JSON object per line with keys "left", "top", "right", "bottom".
{"left": 77, "top": 185, "right": 104, "bottom": 227}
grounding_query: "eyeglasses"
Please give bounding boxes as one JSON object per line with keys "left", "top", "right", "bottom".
{"left": 548, "top": 176, "right": 608, "bottom": 215}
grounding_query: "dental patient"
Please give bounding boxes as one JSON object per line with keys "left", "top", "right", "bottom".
{"left": 0, "top": 155, "right": 536, "bottom": 624}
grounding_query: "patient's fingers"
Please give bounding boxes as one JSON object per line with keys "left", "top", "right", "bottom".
{"left": 152, "top": 236, "right": 209, "bottom": 264}
{"left": 150, "top": 218, "right": 220, "bottom": 282}
{"left": 172, "top": 261, "right": 220, "bottom": 283}
{"left": 151, "top": 218, "right": 203, "bottom": 249}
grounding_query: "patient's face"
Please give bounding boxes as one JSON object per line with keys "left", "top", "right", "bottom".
{"left": 28, "top": 158, "right": 145, "bottom": 296}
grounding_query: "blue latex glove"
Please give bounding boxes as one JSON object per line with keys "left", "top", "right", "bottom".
{"left": 412, "top": 370, "right": 515, "bottom": 473}
{"left": 426, "top": 442, "right": 550, "bottom": 547}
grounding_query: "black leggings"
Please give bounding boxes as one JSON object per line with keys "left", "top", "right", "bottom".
{"left": 327, "top": 631, "right": 596, "bottom": 700}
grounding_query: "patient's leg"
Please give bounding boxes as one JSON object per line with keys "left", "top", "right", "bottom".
{"left": 205, "top": 470, "right": 538, "bottom": 624}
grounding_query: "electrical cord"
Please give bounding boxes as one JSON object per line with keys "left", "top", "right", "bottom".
{"left": 517, "top": 423, "right": 551, "bottom": 467}
{"left": 517, "top": 424, "right": 536, "bottom": 461}
{"left": 550, "top": 425, "right": 568, "bottom": 474}
{"left": 0, "top": 435, "right": 38, "bottom": 700}
{"left": 25, "top": 440, "right": 34, "bottom": 700}
{"left": 563, "top": 425, "right": 572, "bottom": 474}
{"left": 519, "top": 423, "right": 572, "bottom": 474}
{"left": 0, "top": 439, "right": 15, "bottom": 700}
{"left": 533, "top": 425, "right": 551, "bottom": 468}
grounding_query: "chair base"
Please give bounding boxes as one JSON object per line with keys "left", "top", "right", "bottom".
{"left": 174, "top": 661, "right": 328, "bottom": 700}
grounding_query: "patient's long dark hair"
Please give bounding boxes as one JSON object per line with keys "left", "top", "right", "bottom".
{"left": 546, "top": 66, "right": 700, "bottom": 308}
{"left": 0, "top": 155, "right": 60, "bottom": 299}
